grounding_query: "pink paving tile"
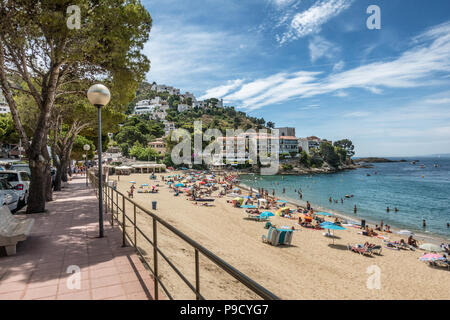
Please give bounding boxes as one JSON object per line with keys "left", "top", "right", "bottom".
{"left": 23, "top": 285, "right": 58, "bottom": 300}
{"left": 0, "top": 271, "right": 33, "bottom": 284}
{"left": 122, "top": 280, "right": 148, "bottom": 295}
{"left": 127, "top": 292, "right": 151, "bottom": 300}
{"left": 90, "top": 274, "right": 122, "bottom": 289}
{"left": 57, "top": 290, "right": 91, "bottom": 300}
{"left": 92, "top": 284, "right": 125, "bottom": 300}
{"left": 0, "top": 290, "right": 24, "bottom": 300}
{"left": 90, "top": 266, "right": 119, "bottom": 279}
{"left": 57, "top": 279, "right": 90, "bottom": 295}
{"left": 0, "top": 177, "right": 157, "bottom": 300}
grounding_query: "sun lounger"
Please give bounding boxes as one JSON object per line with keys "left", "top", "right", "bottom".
{"left": 348, "top": 243, "right": 373, "bottom": 256}
{"left": 0, "top": 205, "right": 34, "bottom": 256}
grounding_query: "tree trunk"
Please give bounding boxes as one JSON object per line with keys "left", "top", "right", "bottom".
{"left": 54, "top": 163, "right": 63, "bottom": 191}
{"left": 27, "top": 159, "right": 47, "bottom": 213}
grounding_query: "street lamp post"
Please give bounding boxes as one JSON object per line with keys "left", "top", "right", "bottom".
{"left": 83, "top": 144, "right": 91, "bottom": 186}
{"left": 87, "top": 84, "right": 111, "bottom": 238}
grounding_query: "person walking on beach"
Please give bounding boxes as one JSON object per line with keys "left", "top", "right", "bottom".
{"left": 306, "top": 201, "right": 311, "bottom": 211}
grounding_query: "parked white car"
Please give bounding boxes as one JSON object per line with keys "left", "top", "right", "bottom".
{"left": 10, "top": 163, "right": 31, "bottom": 175}
{"left": 0, "top": 170, "right": 31, "bottom": 207}
{"left": 0, "top": 178, "right": 19, "bottom": 212}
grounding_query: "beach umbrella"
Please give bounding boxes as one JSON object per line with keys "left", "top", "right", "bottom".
{"left": 241, "top": 205, "right": 257, "bottom": 209}
{"left": 233, "top": 187, "right": 240, "bottom": 191}
{"left": 320, "top": 222, "right": 346, "bottom": 244}
{"left": 419, "top": 243, "right": 444, "bottom": 252}
{"left": 398, "top": 230, "right": 414, "bottom": 236}
{"left": 419, "top": 253, "right": 446, "bottom": 262}
{"left": 174, "top": 183, "right": 185, "bottom": 187}
{"left": 261, "top": 211, "right": 275, "bottom": 217}
{"left": 233, "top": 197, "right": 243, "bottom": 201}
{"left": 300, "top": 214, "right": 313, "bottom": 221}
{"left": 129, "top": 181, "right": 136, "bottom": 184}
{"left": 277, "top": 200, "right": 288, "bottom": 203}
{"left": 316, "top": 212, "right": 333, "bottom": 217}
{"left": 141, "top": 184, "right": 148, "bottom": 187}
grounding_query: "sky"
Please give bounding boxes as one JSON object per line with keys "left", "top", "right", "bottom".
{"left": 141, "top": 0, "right": 450, "bottom": 157}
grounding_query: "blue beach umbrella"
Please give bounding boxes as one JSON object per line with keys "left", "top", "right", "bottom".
{"left": 277, "top": 200, "right": 288, "bottom": 203}
{"left": 141, "top": 184, "right": 149, "bottom": 187}
{"left": 261, "top": 211, "right": 275, "bottom": 217}
{"left": 129, "top": 181, "right": 136, "bottom": 184}
{"left": 320, "top": 222, "right": 346, "bottom": 244}
{"left": 175, "top": 183, "right": 185, "bottom": 187}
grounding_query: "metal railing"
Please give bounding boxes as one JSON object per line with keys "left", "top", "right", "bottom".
{"left": 88, "top": 172, "right": 280, "bottom": 300}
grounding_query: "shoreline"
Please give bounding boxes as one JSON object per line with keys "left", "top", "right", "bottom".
{"left": 109, "top": 172, "right": 450, "bottom": 300}
{"left": 238, "top": 181, "right": 449, "bottom": 245}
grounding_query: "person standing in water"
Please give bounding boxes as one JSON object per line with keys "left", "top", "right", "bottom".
{"left": 354, "top": 205, "right": 357, "bottom": 214}
{"left": 422, "top": 219, "right": 426, "bottom": 228}
{"left": 386, "top": 206, "right": 390, "bottom": 213}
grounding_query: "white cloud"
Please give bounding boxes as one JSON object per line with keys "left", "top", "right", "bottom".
{"left": 332, "top": 60, "right": 345, "bottom": 72}
{"left": 278, "top": 0, "right": 354, "bottom": 44}
{"left": 144, "top": 23, "right": 253, "bottom": 92}
{"left": 343, "top": 111, "right": 371, "bottom": 118}
{"left": 199, "top": 79, "right": 244, "bottom": 100}
{"left": 423, "top": 98, "right": 450, "bottom": 104}
{"left": 201, "top": 21, "right": 450, "bottom": 110}
{"left": 308, "top": 36, "right": 340, "bottom": 62}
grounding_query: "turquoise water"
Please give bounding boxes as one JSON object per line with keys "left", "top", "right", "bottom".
{"left": 240, "top": 157, "right": 450, "bottom": 240}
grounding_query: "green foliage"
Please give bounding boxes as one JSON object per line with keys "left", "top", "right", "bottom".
{"left": 282, "top": 164, "right": 293, "bottom": 171}
{"left": 129, "top": 141, "right": 160, "bottom": 162}
{"left": 333, "top": 139, "right": 355, "bottom": 159}
{"left": 320, "top": 141, "right": 340, "bottom": 168}
{"left": 299, "top": 150, "right": 310, "bottom": 167}
{"left": 0, "top": 114, "right": 19, "bottom": 144}
{"left": 71, "top": 135, "right": 95, "bottom": 160}
{"left": 114, "top": 115, "right": 164, "bottom": 156}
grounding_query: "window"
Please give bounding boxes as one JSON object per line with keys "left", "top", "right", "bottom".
{"left": 0, "top": 172, "right": 18, "bottom": 182}
{"left": 20, "top": 172, "right": 30, "bottom": 181}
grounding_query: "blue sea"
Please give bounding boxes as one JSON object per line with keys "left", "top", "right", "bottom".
{"left": 240, "top": 157, "right": 450, "bottom": 240}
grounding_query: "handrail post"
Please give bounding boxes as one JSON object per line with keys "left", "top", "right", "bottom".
{"left": 122, "top": 195, "right": 126, "bottom": 247}
{"left": 116, "top": 192, "right": 119, "bottom": 218}
{"left": 134, "top": 205, "right": 137, "bottom": 248}
{"left": 110, "top": 187, "right": 114, "bottom": 227}
{"left": 195, "top": 249, "right": 200, "bottom": 300}
{"left": 104, "top": 186, "right": 108, "bottom": 214}
{"left": 153, "top": 217, "right": 159, "bottom": 300}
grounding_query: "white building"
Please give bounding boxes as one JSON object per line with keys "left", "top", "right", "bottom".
{"left": 151, "top": 84, "right": 180, "bottom": 95}
{"left": 134, "top": 100, "right": 158, "bottom": 115}
{"left": 276, "top": 127, "right": 296, "bottom": 137}
{"left": 177, "top": 104, "right": 190, "bottom": 113}
{"left": 298, "top": 138, "right": 309, "bottom": 155}
{"left": 163, "top": 121, "right": 176, "bottom": 137}
{"left": 182, "top": 92, "right": 197, "bottom": 103}
{"left": 0, "top": 94, "right": 10, "bottom": 114}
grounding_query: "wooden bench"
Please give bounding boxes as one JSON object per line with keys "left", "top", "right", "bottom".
{"left": 0, "top": 205, "right": 34, "bottom": 256}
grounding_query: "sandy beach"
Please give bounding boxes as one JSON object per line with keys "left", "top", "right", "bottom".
{"left": 109, "top": 172, "right": 450, "bottom": 300}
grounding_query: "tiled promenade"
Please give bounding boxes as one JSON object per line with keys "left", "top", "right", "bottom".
{"left": 0, "top": 176, "right": 156, "bottom": 300}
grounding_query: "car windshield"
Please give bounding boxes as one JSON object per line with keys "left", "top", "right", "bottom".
{"left": 0, "top": 172, "right": 18, "bottom": 182}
